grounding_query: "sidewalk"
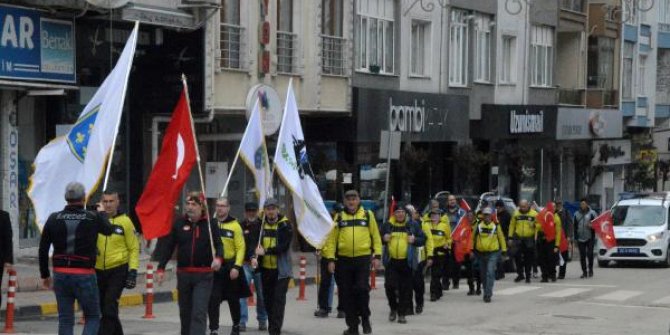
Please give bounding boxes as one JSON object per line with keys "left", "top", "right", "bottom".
{"left": 1, "top": 252, "right": 358, "bottom": 319}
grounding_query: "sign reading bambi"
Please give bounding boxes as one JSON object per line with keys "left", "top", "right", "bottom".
{"left": 389, "top": 97, "right": 425, "bottom": 133}
{"left": 0, "top": 5, "right": 75, "bottom": 83}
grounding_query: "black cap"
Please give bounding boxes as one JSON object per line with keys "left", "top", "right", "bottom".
{"left": 245, "top": 202, "right": 259, "bottom": 211}
{"left": 395, "top": 202, "right": 407, "bottom": 211}
{"left": 495, "top": 200, "right": 505, "bottom": 207}
{"left": 264, "top": 198, "right": 279, "bottom": 208}
{"left": 344, "top": 190, "right": 359, "bottom": 198}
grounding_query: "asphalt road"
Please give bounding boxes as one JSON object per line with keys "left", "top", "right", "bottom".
{"left": 9, "top": 262, "right": 670, "bottom": 335}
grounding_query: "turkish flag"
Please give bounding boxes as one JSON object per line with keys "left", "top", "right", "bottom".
{"left": 592, "top": 210, "right": 617, "bottom": 249}
{"left": 451, "top": 215, "right": 472, "bottom": 263}
{"left": 389, "top": 196, "right": 397, "bottom": 218}
{"left": 538, "top": 202, "right": 556, "bottom": 241}
{"left": 459, "top": 198, "right": 471, "bottom": 212}
{"left": 559, "top": 230, "right": 569, "bottom": 252}
{"left": 136, "top": 89, "right": 197, "bottom": 239}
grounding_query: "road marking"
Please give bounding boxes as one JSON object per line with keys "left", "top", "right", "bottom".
{"left": 495, "top": 286, "right": 542, "bottom": 296}
{"left": 593, "top": 290, "right": 642, "bottom": 302}
{"left": 651, "top": 295, "right": 670, "bottom": 305}
{"left": 544, "top": 283, "right": 617, "bottom": 288}
{"left": 540, "top": 288, "right": 592, "bottom": 298}
{"left": 577, "top": 301, "right": 670, "bottom": 310}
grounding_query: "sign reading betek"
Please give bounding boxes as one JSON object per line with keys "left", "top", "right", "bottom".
{"left": 0, "top": 5, "right": 75, "bottom": 83}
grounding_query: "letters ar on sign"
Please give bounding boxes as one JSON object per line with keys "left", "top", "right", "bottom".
{"left": 379, "top": 130, "right": 401, "bottom": 160}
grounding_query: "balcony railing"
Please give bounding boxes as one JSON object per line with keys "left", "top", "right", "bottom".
{"left": 586, "top": 88, "right": 619, "bottom": 108}
{"left": 219, "top": 23, "right": 244, "bottom": 70}
{"left": 321, "top": 35, "right": 347, "bottom": 76}
{"left": 559, "top": 89, "right": 585, "bottom": 106}
{"left": 277, "top": 31, "right": 298, "bottom": 74}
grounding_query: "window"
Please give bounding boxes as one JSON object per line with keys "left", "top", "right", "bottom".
{"left": 219, "top": 0, "right": 242, "bottom": 69}
{"left": 623, "top": 41, "right": 634, "bottom": 99}
{"left": 561, "top": 0, "right": 584, "bottom": 12}
{"left": 356, "top": 0, "right": 395, "bottom": 74}
{"left": 639, "top": 54, "right": 648, "bottom": 96}
{"left": 500, "top": 35, "right": 516, "bottom": 84}
{"left": 322, "top": 0, "right": 345, "bottom": 75}
{"left": 530, "top": 25, "right": 554, "bottom": 87}
{"left": 277, "top": 0, "right": 297, "bottom": 73}
{"left": 587, "top": 37, "right": 615, "bottom": 88}
{"left": 410, "top": 20, "right": 430, "bottom": 76}
{"left": 661, "top": 0, "right": 670, "bottom": 23}
{"left": 474, "top": 14, "right": 492, "bottom": 83}
{"left": 449, "top": 9, "right": 469, "bottom": 86}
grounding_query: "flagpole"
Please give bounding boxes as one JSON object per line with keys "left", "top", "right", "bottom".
{"left": 181, "top": 74, "right": 216, "bottom": 259}
{"left": 220, "top": 147, "right": 242, "bottom": 197}
{"left": 102, "top": 21, "right": 140, "bottom": 192}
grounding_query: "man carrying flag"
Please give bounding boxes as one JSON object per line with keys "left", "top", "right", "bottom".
{"left": 536, "top": 202, "right": 562, "bottom": 282}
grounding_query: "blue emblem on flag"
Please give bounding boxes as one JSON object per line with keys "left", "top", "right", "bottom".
{"left": 66, "top": 104, "right": 100, "bottom": 162}
{"left": 254, "top": 146, "right": 266, "bottom": 170}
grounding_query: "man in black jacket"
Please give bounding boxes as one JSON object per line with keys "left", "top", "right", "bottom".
{"left": 0, "top": 209, "right": 14, "bottom": 309}
{"left": 156, "top": 192, "right": 223, "bottom": 335}
{"left": 38, "top": 182, "right": 114, "bottom": 335}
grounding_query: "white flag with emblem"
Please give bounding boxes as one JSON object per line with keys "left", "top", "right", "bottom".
{"left": 28, "top": 22, "right": 139, "bottom": 230}
{"left": 238, "top": 99, "right": 272, "bottom": 207}
{"left": 273, "top": 80, "right": 333, "bottom": 247}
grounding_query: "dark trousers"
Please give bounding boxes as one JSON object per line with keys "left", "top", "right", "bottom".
{"left": 537, "top": 240, "right": 558, "bottom": 280}
{"left": 514, "top": 239, "right": 536, "bottom": 278}
{"left": 177, "top": 272, "right": 213, "bottom": 335}
{"left": 412, "top": 261, "right": 426, "bottom": 307}
{"left": 0, "top": 267, "right": 3, "bottom": 308}
{"left": 384, "top": 259, "right": 412, "bottom": 316}
{"left": 261, "top": 269, "right": 289, "bottom": 335}
{"left": 208, "top": 272, "right": 242, "bottom": 330}
{"left": 558, "top": 250, "right": 569, "bottom": 278}
{"left": 318, "top": 257, "right": 342, "bottom": 312}
{"left": 334, "top": 257, "right": 371, "bottom": 330}
{"left": 445, "top": 251, "right": 461, "bottom": 288}
{"left": 96, "top": 264, "right": 128, "bottom": 335}
{"left": 464, "top": 255, "right": 480, "bottom": 291}
{"left": 578, "top": 239, "right": 595, "bottom": 274}
{"left": 430, "top": 252, "right": 447, "bottom": 298}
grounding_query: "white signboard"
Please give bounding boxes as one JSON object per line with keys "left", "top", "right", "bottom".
{"left": 245, "top": 84, "right": 283, "bottom": 136}
{"left": 592, "top": 140, "right": 632, "bottom": 166}
{"left": 379, "top": 130, "right": 401, "bottom": 160}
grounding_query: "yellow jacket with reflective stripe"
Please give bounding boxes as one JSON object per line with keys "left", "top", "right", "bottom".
{"left": 95, "top": 214, "right": 139, "bottom": 271}
{"left": 217, "top": 217, "right": 245, "bottom": 267}
{"left": 509, "top": 209, "right": 539, "bottom": 239}
{"left": 426, "top": 218, "right": 452, "bottom": 251}
{"left": 419, "top": 221, "right": 434, "bottom": 261}
{"left": 323, "top": 207, "right": 382, "bottom": 260}
{"left": 387, "top": 217, "right": 410, "bottom": 260}
{"left": 472, "top": 220, "right": 507, "bottom": 253}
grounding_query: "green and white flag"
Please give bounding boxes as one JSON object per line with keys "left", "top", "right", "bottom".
{"left": 238, "top": 99, "right": 272, "bottom": 207}
{"left": 273, "top": 80, "right": 333, "bottom": 247}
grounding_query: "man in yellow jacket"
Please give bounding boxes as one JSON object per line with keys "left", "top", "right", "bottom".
{"left": 537, "top": 204, "right": 562, "bottom": 283}
{"left": 508, "top": 200, "right": 538, "bottom": 284}
{"left": 96, "top": 190, "right": 139, "bottom": 335}
{"left": 209, "top": 197, "right": 249, "bottom": 335}
{"left": 426, "top": 209, "right": 451, "bottom": 301}
{"left": 324, "top": 190, "right": 382, "bottom": 335}
{"left": 472, "top": 207, "right": 507, "bottom": 303}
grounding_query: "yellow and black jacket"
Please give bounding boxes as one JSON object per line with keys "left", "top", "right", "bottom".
{"left": 425, "top": 217, "right": 452, "bottom": 254}
{"left": 95, "top": 213, "right": 139, "bottom": 271}
{"left": 323, "top": 206, "right": 382, "bottom": 261}
{"left": 418, "top": 220, "right": 434, "bottom": 262}
{"left": 508, "top": 209, "right": 540, "bottom": 239}
{"left": 259, "top": 214, "right": 293, "bottom": 279}
{"left": 382, "top": 217, "right": 425, "bottom": 267}
{"left": 472, "top": 219, "right": 507, "bottom": 253}
{"left": 217, "top": 216, "right": 245, "bottom": 269}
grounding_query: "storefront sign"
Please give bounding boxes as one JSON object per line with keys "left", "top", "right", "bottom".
{"left": 591, "top": 140, "right": 632, "bottom": 166}
{"left": 556, "top": 108, "right": 622, "bottom": 140}
{"left": 121, "top": 5, "right": 195, "bottom": 29}
{"left": 355, "top": 88, "right": 468, "bottom": 142}
{"left": 475, "top": 105, "right": 557, "bottom": 140}
{"left": 0, "top": 5, "right": 75, "bottom": 83}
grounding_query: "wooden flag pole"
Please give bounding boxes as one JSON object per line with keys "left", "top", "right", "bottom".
{"left": 181, "top": 74, "right": 216, "bottom": 259}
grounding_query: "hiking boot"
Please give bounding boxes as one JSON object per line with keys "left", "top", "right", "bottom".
{"left": 415, "top": 304, "right": 423, "bottom": 314}
{"left": 361, "top": 317, "right": 372, "bottom": 334}
{"left": 314, "top": 309, "right": 329, "bottom": 318}
{"left": 388, "top": 310, "right": 397, "bottom": 322}
{"left": 514, "top": 275, "right": 525, "bottom": 283}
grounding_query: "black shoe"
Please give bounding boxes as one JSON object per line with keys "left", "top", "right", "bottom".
{"left": 362, "top": 317, "right": 372, "bottom": 334}
{"left": 540, "top": 278, "right": 548, "bottom": 283}
{"left": 397, "top": 315, "right": 407, "bottom": 324}
{"left": 580, "top": 273, "right": 587, "bottom": 279}
{"left": 258, "top": 323, "right": 267, "bottom": 331}
{"left": 467, "top": 289, "right": 475, "bottom": 296}
{"left": 588, "top": 270, "right": 594, "bottom": 277}
{"left": 415, "top": 304, "right": 423, "bottom": 314}
{"left": 557, "top": 275, "right": 565, "bottom": 280}
{"left": 230, "top": 325, "right": 240, "bottom": 335}
{"left": 453, "top": 283, "right": 459, "bottom": 289}
{"left": 389, "top": 310, "right": 397, "bottom": 322}
{"left": 514, "top": 275, "right": 525, "bottom": 283}
{"left": 532, "top": 271, "right": 539, "bottom": 278}
{"left": 239, "top": 324, "right": 246, "bottom": 332}
{"left": 343, "top": 328, "right": 360, "bottom": 335}
{"left": 476, "top": 288, "right": 482, "bottom": 296}
{"left": 483, "top": 296, "right": 491, "bottom": 303}
{"left": 210, "top": 330, "right": 219, "bottom": 335}
{"left": 550, "top": 276, "right": 557, "bottom": 282}
{"left": 337, "top": 311, "right": 346, "bottom": 319}
{"left": 430, "top": 295, "right": 438, "bottom": 302}
{"left": 525, "top": 278, "right": 531, "bottom": 284}
{"left": 314, "top": 309, "right": 329, "bottom": 318}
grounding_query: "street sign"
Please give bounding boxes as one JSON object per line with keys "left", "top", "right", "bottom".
{"left": 379, "top": 130, "right": 401, "bottom": 160}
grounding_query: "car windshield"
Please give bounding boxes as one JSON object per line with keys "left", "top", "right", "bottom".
{"left": 612, "top": 205, "right": 666, "bottom": 227}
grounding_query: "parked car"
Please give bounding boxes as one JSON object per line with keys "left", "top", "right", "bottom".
{"left": 596, "top": 192, "right": 670, "bottom": 268}
{"left": 475, "top": 192, "right": 517, "bottom": 214}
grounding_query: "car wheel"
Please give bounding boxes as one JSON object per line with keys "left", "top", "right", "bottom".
{"left": 598, "top": 260, "right": 609, "bottom": 268}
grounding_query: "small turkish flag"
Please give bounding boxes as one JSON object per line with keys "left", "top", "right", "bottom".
{"left": 136, "top": 88, "right": 197, "bottom": 240}
{"left": 592, "top": 210, "right": 617, "bottom": 249}
{"left": 451, "top": 215, "right": 472, "bottom": 263}
{"left": 538, "top": 201, "right": 556, "bottom": 241}
{"left": 459, "top": 198, "right": 471, "bottom": 212}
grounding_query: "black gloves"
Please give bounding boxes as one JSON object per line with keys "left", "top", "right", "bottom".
{"left": 125, "top": 269, "right": 137, "bottom": 289}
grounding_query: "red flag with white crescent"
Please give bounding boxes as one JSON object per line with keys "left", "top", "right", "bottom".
{"left": 136, "top": 88, "right": 197, "bottom": 239}
{"left": 591, "top": 210, "right": 617, "bottom": 249}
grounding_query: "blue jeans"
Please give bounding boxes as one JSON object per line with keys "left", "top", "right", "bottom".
{"left": 240, "top": 264, "right": 267, "bottom": 326}
{"left": 53, "top": 273, "right": 101, "bottom": 335}
{"left": 477, "top": 251, "right": 501, "bottom": 298}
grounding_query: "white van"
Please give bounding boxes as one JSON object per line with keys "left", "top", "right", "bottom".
{"left": 597, "top": 193, "right": 670, "bottom": 267}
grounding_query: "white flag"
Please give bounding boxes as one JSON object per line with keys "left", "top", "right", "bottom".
{"left": 273, "top": 80, "right": 333, "bottom": 247}
{"left": 28, "top": 22, "right": 140, "bottom": 230}
{"left": 238, "top": 99, "right": 272, "bottom": 207}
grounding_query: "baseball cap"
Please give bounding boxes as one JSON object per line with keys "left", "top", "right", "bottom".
{"left": 245, "top": 202, "right": 259, "bottom": 211}
{"left": 264, "top": 198, "right": 279, "bottom": 208}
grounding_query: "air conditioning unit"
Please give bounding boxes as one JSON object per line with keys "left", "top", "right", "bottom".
{"left": 181, "top": 0, "right": 221, "bottom": 6}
